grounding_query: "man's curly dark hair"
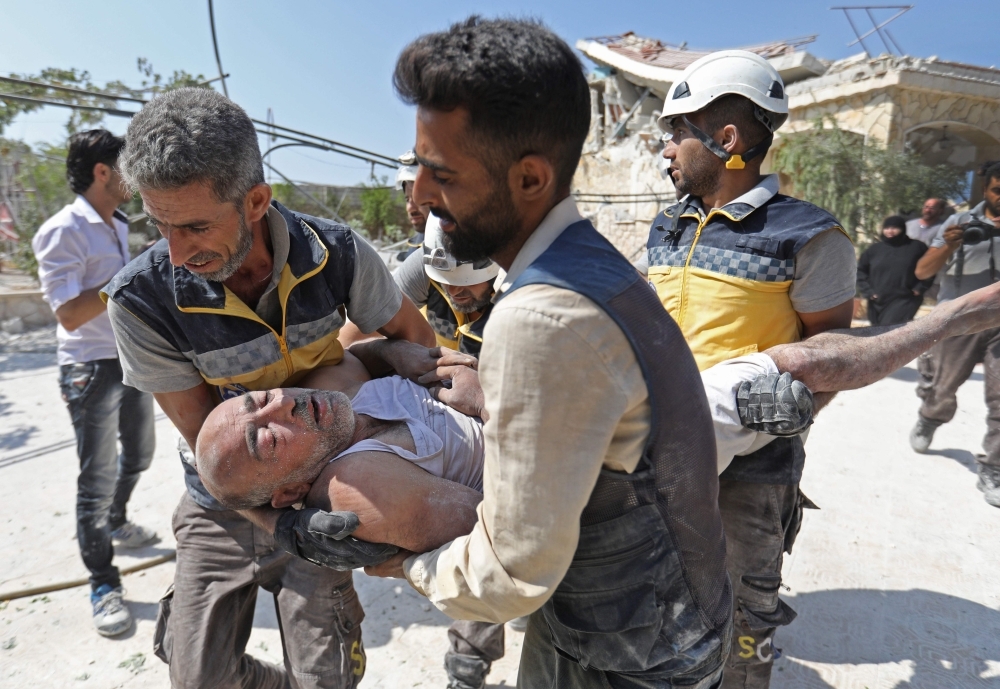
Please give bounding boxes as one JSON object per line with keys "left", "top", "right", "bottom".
{"left": 393, "top": 16, "right": 591, "bottom": 192}
{"left": 65, "top": 129, "right": 125, "bottom": 195}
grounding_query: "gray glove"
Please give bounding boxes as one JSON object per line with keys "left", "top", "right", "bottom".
{"left": 737, "top": 372, "right": 814, "bottom": 437}
{"left": 274, "top": 508, "right": 399, "bottom": 571}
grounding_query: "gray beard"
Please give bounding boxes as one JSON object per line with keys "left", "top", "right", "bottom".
{"left": 449, "top": 292, "right": 493, "bottom": 314}
{"left": 199, "top": 213, "right": 254, "bottom": 283}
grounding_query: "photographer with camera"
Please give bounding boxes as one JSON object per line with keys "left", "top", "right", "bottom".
{"left": 911, "top": 161, "right": 1000, "bottom": 507}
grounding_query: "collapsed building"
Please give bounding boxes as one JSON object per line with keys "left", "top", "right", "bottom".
{"left": 573, "top": 33, "right": 1000, "bottom": 258}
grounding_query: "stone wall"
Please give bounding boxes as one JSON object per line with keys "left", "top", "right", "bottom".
{"left": 573, "top": 134, "right": 676, "bottom": 261}
{"left": 0, "top": 291, "right": 57, "bottom": 331}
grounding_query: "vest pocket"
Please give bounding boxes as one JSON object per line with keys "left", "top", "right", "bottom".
{"left": 541, "top": 506, "right": 714, "bottom": 674}
{"left": 542, "top": 580, "right": 664, "bottom": 673}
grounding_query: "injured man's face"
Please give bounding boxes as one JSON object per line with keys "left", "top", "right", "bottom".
{"left": 197, "top": 388, "right": 358, "bottom": 509}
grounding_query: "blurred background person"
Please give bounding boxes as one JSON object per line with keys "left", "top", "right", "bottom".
{"left": 909, "top": 162, "right": 1000, "bottom": 509}
{"left": 907, "top": 197, "right": 949, "bottom": 302}
{"left": 857, "top": 215, "right": 933, "bottom": 326}
{"left": 31, "top": 129, "right": 157, "bottom": 638}
{"left": 906, "top": 198, "right": 949, "bottom": 245}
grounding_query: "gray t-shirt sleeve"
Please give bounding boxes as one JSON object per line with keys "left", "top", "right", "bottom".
{"left": 393, "top": 248, "right": 431, "bottom": 308}
{"left": 632, "top": 253, "right": 649, "bottom": 276}
{"left": 107, "top": 299, "right": 205, "bottom": 393}
{"left": 345, "top": 231, "right": 404, "bottom": 333}
{"left": 788, "top": 228, "right": 858, "bottom": 313}
{"left": 930, "top": 213, "right": 960, "bottom": 249}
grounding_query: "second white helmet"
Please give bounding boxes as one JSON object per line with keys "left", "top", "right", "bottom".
{"left": 421, "top": 214, "right": 500, "bottom": 287}
{"left": 395, "top": 150, "right": 418, "bottom": 190}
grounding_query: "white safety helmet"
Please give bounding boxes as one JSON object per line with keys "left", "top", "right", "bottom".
{"left": 395, "top": 150, "right": 418, "bottom": 190}
{"left": 421, "top": 214, "right": 500, "bottom": 287}
{"left": 657, "top": 50, "right": 788, "bottom": 170}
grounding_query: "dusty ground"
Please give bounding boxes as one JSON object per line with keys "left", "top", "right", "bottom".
{"left": 1, "top": 327, "right": 997, "bottom": 688}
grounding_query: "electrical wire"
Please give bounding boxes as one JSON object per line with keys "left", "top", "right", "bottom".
{"left": 207, "top": 0, "right": 229, "bottom": 97}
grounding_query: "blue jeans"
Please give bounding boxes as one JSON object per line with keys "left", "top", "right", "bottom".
{"left": 59, "top": 358, "right": 155, "bottom": 590}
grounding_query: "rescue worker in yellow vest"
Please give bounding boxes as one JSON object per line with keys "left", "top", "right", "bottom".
{"left": 396, "top": 150, "right": 427, "bottom": 261}
{"left": 394, "top": 212, "right": 502, "bottom": 688}
{"left": 394, "top": 213, "right": 499, "bottom": 357}
{"left": 639, "top": 51, "right": 857, "bottom": 689}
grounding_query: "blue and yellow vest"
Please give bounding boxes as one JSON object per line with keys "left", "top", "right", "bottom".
{"left": 104, "top": 200, "right": 355, "bottom": 396}
{"left": 647, "top": 193, "right": 845, "bottom": 372}
{"left": 421, "top": 280, "right": 492, "bottom": 357}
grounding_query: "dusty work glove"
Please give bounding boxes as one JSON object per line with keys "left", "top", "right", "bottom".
{"left": 274, "top": 508, "right": 399, "bottom": 571}
{"left": 737, "top": 372, "right": 814, "bottom": 437}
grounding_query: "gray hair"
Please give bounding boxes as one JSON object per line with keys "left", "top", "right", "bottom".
{"left": 119, "top": 87, "right": 264, "bottom": 204}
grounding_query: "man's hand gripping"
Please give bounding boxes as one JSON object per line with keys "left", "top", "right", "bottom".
{"left": 273, "top": 508, "right": 400, "bottom": 571}
{"left": 417, "top": 350, "right": 489, "bottom": 421}
{"left": 738, "top": 372, "right": 814, "bottom": 437}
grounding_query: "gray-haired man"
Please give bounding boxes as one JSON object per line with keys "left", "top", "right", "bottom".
{"left": 103, "top": 88, "right": 434, "bottom": 689}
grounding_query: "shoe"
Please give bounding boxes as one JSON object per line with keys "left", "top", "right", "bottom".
{"left": 91, "top": 585, "right": 132, "bottom": 637}
{"left": 909, "top": 416, "right": 942, "bottom": 453}
{"left": 507, "top": 615, "right": 530, "bottom": 632}
{"left": 977, "top": 464, "right": 1000, "bottom": 508}
{"left": 445, "top": 651, "right": 489, "bottom": 689}
{"left": 111, "top": 522, "right": 159, "bottom": 549}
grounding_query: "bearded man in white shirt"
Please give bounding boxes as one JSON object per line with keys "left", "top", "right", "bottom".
{"left": 31, "top": 129, "right": 157, "bottom": 638}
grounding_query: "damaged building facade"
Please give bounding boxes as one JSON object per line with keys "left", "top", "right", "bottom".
{"left": 573, "top": 33, "right": 1000, "bottom": 258}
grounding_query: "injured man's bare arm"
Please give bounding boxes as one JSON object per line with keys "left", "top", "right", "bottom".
{"left": 195, "top": 281, "right": 1000, "bottom": 550}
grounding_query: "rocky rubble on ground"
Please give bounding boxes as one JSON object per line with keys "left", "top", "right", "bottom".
{"left": 0, "top": 324, "right": 57, "bottom": 354}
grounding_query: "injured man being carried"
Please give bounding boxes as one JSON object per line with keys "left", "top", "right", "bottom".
{"left": 196, "top": 279, "right": 1000, "bottom": 558}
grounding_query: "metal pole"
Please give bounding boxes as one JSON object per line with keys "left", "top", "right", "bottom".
{"left": 0, "top": 93, "right": 136, "bottom": 117}
{"left": 0, "top": 75, "right": 147, "bottom": 103}
{"left": 262, "top": 160, "right": 344, "bottom": 222}
{"left": 248, "top": 118, "right": 398, "bottom": 166}
{"left": 207, "top": 0, "right": 229, "bottom": 97}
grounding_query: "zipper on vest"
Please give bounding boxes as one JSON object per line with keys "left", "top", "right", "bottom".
{"left": 678, "top": 213, "right": 709, "bottom": 327}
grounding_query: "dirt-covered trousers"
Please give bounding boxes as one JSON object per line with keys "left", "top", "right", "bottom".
{"left": 154, "top": 492, "right": 366, "bottom": 689}
{"left": 718, "top": 480, "right": 807, "bottom": 689}
{"left": 918, "top": 326, "right": 1000, "bottom": 468}
{"left": 445, "top": 620, "right": 505, "bottom": 686}
{"left": 58, "top": 358, "right": 155, "bottom": 591}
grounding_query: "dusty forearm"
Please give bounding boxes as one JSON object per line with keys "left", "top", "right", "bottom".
{"left": 767, "top": 308, "right": 957, "bottom": 393}
{"left": 55, "top": 287, "right": 107, "bottom": 331}
{"left": 348, "top": 339, "right": 406, "bottom": 377}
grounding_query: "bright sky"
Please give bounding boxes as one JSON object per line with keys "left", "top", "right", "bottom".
{"left": 2, "top": 0, "right": 993, "bottom": 186}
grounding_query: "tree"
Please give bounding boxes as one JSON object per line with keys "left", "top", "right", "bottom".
{"left": 355, "top": 176, "right": 407, "bottom": 243}
{"left": 772, "top": 118, "right": 968, "bottom": 247}
{"left": 1, "top": 60, "right": 206, "bottom": 136}
{"left": 0, "top": 60, "right": 207, "bottom": 271}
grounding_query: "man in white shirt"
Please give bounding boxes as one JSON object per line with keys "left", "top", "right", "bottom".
{"left": 31, "top": 129, "right": 157, "bottom": 638}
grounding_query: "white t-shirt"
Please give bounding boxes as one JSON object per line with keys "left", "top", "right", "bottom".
{"left": 699, "top": 353, "right": 781, "bottom": 473}
{"left": 331, "top": 376, "right": 485, "bottom": 492}
{"left": 330, "top": 355, "right": 777, "bottom": 487}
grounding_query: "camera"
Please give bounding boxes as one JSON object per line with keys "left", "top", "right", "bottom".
{"left": 961, "top": 218, "right": 1000, "bottom": 245}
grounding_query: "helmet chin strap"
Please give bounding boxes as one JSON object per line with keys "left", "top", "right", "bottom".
{"left": 681, "top": 115, "right": 773, "bottom": 170}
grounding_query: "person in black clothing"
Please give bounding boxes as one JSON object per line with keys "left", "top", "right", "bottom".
{"left": 858, "top": 215, "right": 933, "bottom": 325}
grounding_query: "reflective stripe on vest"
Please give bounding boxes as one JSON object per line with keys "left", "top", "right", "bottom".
{"left": 647, "top": 193, "right": 847, "bottom": 370}
{"left": 105, "top": 200, "right": 354, "bottom": 396}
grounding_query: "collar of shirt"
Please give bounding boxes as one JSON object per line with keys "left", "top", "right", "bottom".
{"left": 494, "top": 196, "right": 584, "bottom": 296}
{"left": 680, "top": 173, "right": 780, "bottom": 221}
{"left": 261, "top": 205, "right": 290, "bottom": 297}
{"left": 72, "top": 194, "right": 129, "bottom": 262}
{"left": 968, "top": 200, "right": 989, "bottom": 221}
